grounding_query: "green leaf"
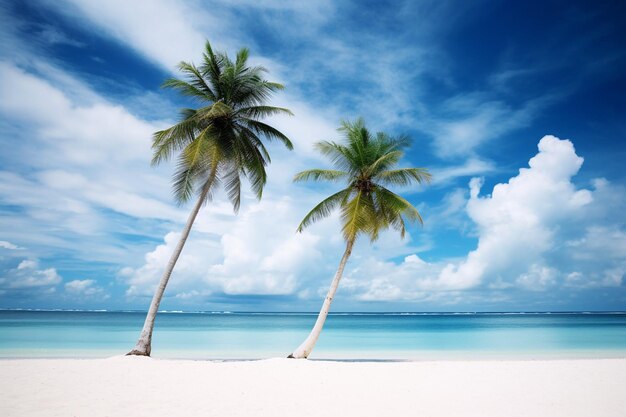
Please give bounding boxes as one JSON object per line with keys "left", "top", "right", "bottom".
{"left": 297, "top": 189, "right": 350, "bottom": 232}
{"left": 293, "top": 169, "right": 348, "bottom": 183}
{"left": 375, "top": 168, "right": 432, "bottom": 186}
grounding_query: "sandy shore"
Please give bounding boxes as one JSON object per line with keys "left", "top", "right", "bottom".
{"left": 1, "top": 357, "right": 625, "bottom": 417}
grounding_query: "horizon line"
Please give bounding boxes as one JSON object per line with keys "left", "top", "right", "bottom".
{"left": 1, "top": 308, "right": 625, "bottom": 314}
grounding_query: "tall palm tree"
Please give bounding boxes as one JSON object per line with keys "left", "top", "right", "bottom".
{"left": 128, "top": 41, "right": 293, "bottom": 356}
{"left": 287, "top": 118, "right": 430, "bottom": 359}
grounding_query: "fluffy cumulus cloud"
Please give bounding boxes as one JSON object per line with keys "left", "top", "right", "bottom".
{"left": 120, "top": 230, "right": 222, "bottom": 299}
{"left": 341, "top": 135, "right": 625, "bottom": 302}
{"left": 439, "top": 135, "right": 593, "bottom": 289}
{"left": 1, "top": 249, "right": 127, "bottom": 308}
{"left": 0, "top": 253, "right": 109, "bottom": 301}
{"left": 206, "top": 198, "right": 325, "bottom": 295}
{"left": 120, "top": 196, "right": 341, "bottom": 303}
{"left": 0, "top": 259, "right": 62, "bottom": 297}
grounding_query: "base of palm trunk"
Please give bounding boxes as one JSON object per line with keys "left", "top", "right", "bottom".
{"left": 287, "top": 351, "right": 308, "bottom": 359}
{"left": 126, "top": 349, "right": 150, "bottom": 357}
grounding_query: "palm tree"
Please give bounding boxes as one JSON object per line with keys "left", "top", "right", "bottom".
{"left": 287, "top": 118, "right": 430, "bottom": 359}
{"left": 127, "top": 41, "right": 293, "bottom": 356}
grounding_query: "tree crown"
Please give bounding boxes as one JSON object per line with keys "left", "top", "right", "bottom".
{"left": 294, "top": 118, "right": 431, "bottom": 242}
{"left": 152, "top": 41, "right": 293, "bottom": 211}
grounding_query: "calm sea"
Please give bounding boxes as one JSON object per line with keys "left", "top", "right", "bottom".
{"left": 1, "top": 310, "right": 626, "bottom": 359}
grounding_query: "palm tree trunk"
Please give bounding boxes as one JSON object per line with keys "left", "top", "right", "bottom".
{"left": 288, "top": 238, "right": 355, "bottom": 359}
{"left": 127, "top": 183, "right": 211, "bottom": 357}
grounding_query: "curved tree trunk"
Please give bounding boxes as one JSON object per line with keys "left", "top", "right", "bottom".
{"left": 127, "top": 184, "right": 211, "bottom": 357}
{"left": 288, "top": 238, "right": 355, "bottom": 359}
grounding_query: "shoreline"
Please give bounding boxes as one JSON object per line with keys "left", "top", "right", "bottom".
{"left": 2, "top": 349, "right": 626, "bottom": 361}
{"left": 2, "top": 357, "right": 625, "bottom": 416}
{"left": 3, "top": 355, "right": 626, "bottom": 362}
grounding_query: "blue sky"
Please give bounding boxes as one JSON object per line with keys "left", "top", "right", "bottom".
{"left": 0, "top": 0, "right": 625, "bottom": 312}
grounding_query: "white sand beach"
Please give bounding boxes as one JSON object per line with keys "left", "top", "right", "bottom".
{"left": 1, "top": 357, "right": 625, "bottom": 417}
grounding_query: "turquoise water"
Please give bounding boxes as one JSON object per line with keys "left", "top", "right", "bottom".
{"left": 1, "top": 310, "right": 626, "bottom": 359}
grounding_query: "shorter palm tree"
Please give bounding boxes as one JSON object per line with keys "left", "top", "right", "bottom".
{"left": 287, "top": 118, "right": 431, "bottom": 359}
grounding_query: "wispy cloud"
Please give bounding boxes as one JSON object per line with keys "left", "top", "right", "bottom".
{"left": 429, "top": 158, "right": 497, "bottom": 185}
{"left": 424, "top": 91, "right": 562, "bottom": 159}
{"left": 0, "top": 241, "right": 23, "bottom": 250}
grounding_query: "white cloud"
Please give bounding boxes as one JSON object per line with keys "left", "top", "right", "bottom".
{"left": 38, "top": 24, "right": 85, "bottom": 48}
{"left": 49, "top": 0, "right": 431, "bottom": 132}
{"left": 55, "top": 0, "right": 334, "bottom": 72}
{"left": 122, "top": 196, "right": 336, "bottom": 300}
{"left": 65, "top": 279, "right": 109, "bottom": 299}
{"left": 428, "top": 96, "right": 556, "bottom": 158}
{"left": 422, "top": 188, "right": 472, "bottom": 233}
{"left": 17, "top": 260, "right": 37, "bottom": 270}
{"left": 206, "top": 197, "right": 323, "bottom": 295}
{"left": 429, "top": 157, "right": 496, "bottom": 185}
{"left": 516, "top": 264, "right": 558, "bottom": 291}
{"left": 0, "top": 259, "right": 62, "bottom": 289}
{"left": 55, "top": 0, "right": 210, "bottom": 69}
{"left": 121, "top": 230, "right": 221, "bottom": 298}
{"left": 0, "top": 241, "right": 22, "bottom": 250}
{"left": 0, "top": 60, "right": 186, "bottom": 265}
{"left": 567, "top": 226, "right": 626, "bottom": 261}
{"left": 342, "top": 254, "right": 437, "bottom": 301}
{"left": 437, "top": 135, "right": 592, "bottom": 289}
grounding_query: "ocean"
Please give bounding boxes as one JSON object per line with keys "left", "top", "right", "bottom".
{"left": 1, "top": 310, "right": 626, "bottom": 359}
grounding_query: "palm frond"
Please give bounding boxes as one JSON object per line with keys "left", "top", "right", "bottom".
{"left": 221, "top": 162, "right": 242, "bottom": 212}
{"left": 375, "top": 186, "right": 423, "bottom": 225}
{"left": 375, "top": 168, "right": 432, "bottom": 187}
{"left": 170, "top": 61, "right": 217, "bottom": 102}
{"left": 314, "top": 141, "right": 357, "bottom": 173}
{"left": 236, "top": 105, "right": 294, "bottom": 119}
{"left": 363, "top": 150, "right": 403, "bottom": 176}
{"left": 173, "top": 135, "right": 216, "bottom": 204}
{"left": 161, "top": 77, "right": 212, "bottom": 102}
{"left": 151, "top": 115, "right": 199, "bottom": 166}
{"left": 234, "top": 78, "right": 282, "bottom": 107}
{"left": 293, "top": 169, "right": 348, "bottom": 183}
{"left": 206, "top": 101, "right": 233, "bottom": 119}
{"left": 237, "top": 132, "right": 268, "bottom": 200}
{"left": 244, "top": 119, "right": 293, "bottom": 150}
{"left": 297, "top": 189, "right": 350, "bottom": 232}
{"left": 235, "top": 124, "right": 272, "bottom": 163}
{"left": 235, "top": 48, "right": 249, "bottom": 69}
{"left": 200, "top": 41, "right": 225, "bottom": 98}
{"left": 340, "top": 189, "right": 378, "bottom": 241}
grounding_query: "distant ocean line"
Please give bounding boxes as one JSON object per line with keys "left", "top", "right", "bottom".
{"left": 1, "top": 310, "right": 626, "bottom": 359}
